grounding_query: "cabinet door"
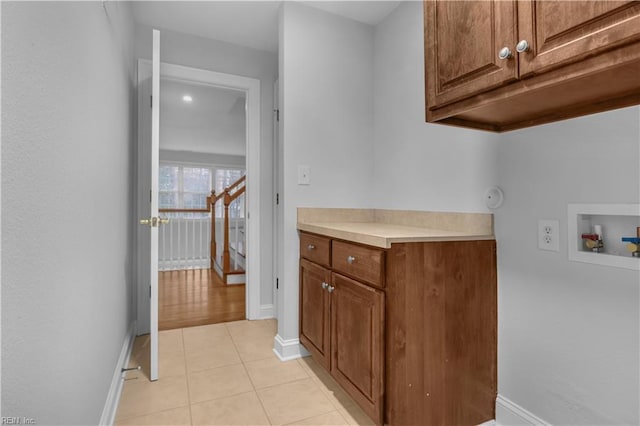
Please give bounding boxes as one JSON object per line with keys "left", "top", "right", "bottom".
{"left": 331, "top": 273, "right": 384, "bottom": 425}
{"left": 518, "top": 1, "right": 640, "bottom": 76}
{"left": 425, "top": 0, "right": 518, "bottom": 110}
{"left": 299, "top": 259, "right": 331, "bottom": 369}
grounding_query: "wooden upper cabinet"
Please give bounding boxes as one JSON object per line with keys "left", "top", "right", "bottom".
{"left": 425, "top": 0, "right": 518, "bottom": 109}
{"left": 518, "top": 1, "right": 640, "bottom": 76}
{"left": 424, "top": 0, "right": 640, "bottom": 132}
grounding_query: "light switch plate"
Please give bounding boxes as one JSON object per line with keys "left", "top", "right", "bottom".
{"left": 538, "top": 219, "right": 560, "bottom": 252}
{"left": 298, "top": 165, "right": 310, "bottom": 185}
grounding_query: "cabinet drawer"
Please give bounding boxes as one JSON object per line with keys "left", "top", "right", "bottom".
{"left": 332, "top": 241, "right": 385, "bottom": 288}
{"left": 300, "top": 232, "right": 331, "bottom": 266}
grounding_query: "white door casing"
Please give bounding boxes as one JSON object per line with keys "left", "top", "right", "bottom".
{"left": 272, "top": 79, "right": 280, "bottom": 315}
{"left": 135, "top": 61, "right": 262, "bottom": 341}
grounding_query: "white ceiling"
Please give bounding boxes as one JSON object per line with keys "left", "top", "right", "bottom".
{"left": 132, "top": 1, "right": 402, "bottom": 53}
{"left": 160, "top": 78, "right": 246, "bottom": 156}
{"left": 139, "top": 1, "right": 403, "bottom": 156}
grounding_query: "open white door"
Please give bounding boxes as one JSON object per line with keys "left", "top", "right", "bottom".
{"left": 138, "top": 30, "right": 160, "bottom": 381}
{"left": 149, "top": 29, "right": 160, "bottom": 382}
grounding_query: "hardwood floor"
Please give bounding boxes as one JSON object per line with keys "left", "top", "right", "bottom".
{"left": 159, "top": 269, "right": 246, "bottom": 331}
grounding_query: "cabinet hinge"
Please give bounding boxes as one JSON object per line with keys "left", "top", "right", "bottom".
{"left": 273, "top": 108, "right": 279, "bottom": 122}
{"left": 276, "top": 278, "right": 279, "bottom": 290}
{"left": 276, "top": 193, "right": 279, "bottom": 205}
{"left": 149, "top": 285, "right": 151, "bottom": 298}
{"left": 150, "top": 95, "right": 153, "bottom": 108}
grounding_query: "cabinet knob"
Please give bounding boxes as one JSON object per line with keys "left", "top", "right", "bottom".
{"left": 327, "top": 285, "right": 335, "bottom": 293}
{"left": 516, "top": 39, "right": 530, "bottom": 53}
{"left": 498, "top": 47, "right": 513, "bottom": 60}
{"left": 321, "top": 282, "right": 328, "bottom": 289}
{"left": 347, "top": 256, "right": 356, "bottom": 264}
{"left": 307, "top": 244, "right": 315, "bottom": 250}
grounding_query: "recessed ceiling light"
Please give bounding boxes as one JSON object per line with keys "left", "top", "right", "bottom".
{"left": 182, "top": 95, "right": 193, "bottom": 103}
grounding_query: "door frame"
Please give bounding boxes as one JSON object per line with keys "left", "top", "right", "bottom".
{"left": 272, "top": 79, "right": 280, "bottom": 315}
{"left": 136, "top": 60, "right": 262, "bottom": 334}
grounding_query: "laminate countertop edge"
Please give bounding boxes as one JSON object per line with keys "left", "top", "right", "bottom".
{"left": 297, "top": 222, "right": 495, "bottom": 249}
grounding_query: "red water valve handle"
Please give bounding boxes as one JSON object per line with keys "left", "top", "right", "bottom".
{"left": 581, "top": 233, "right": 599, "bottom": 241}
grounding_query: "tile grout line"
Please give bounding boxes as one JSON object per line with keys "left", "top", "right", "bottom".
{"left": 283, "top": 410, "right": 349, "bottom": 426}
{"left": 240, "top": 358, "right": 275, "bottom": 425}
{"left": 296, "top": 358, "right": 361, "bottom": 417}
{"left": 181, "top": 328, "right": 195, "bottom": 426}
{"left": 228, "top": 321, "right": 276, "bottom": 425}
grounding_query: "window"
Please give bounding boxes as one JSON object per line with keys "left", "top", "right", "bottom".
{"left": 159, "top": 163, "right": 245, "bottom": 219}
{"left": 183, "top": 167, "right": 211, "bottom": 209}
{"left": 159, "top": 164, "right": 212, "bottom": 218}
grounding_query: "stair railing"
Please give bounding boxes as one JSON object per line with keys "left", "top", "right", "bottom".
{"left": 158, "top": 206, "right": 211, "bottom": 271}
{"left": 210, "top": 175, "right": 246, "bottom": 282}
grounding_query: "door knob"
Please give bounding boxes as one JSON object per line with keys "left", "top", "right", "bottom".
{"left": 347, "top": 256, "right": 356, "bottom": 264}
{"left": 498, "top": 47, "right": 513, "bottom": 60}
{"left": 327, "top": 285, "right": 335, "bottom": 293}
{"left": 516, "top": 39, "right": 530, "bottom": 53}
{"left": 139, "top": 217, "right": 168, "bottom": 227}
{"left": 321, "top": 282, "right": 328, "bottom": 289}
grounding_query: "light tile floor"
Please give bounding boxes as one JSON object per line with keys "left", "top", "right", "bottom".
{"left": 115, "top": 319, "right": 375, "bottom": 425}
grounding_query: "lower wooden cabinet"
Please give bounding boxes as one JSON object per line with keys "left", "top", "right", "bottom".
{"left": 300, "top": 256, "right": 385, "bottom": 424}
{"left": 299, "top": 232, "right": 497, "bottom": 426}
{"left": 299, "top": 259, "right": 331, "bottom": 369}
{"left": 331, "top": 273, "right": 385, "bottom": 424}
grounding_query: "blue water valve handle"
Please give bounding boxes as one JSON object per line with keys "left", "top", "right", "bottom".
{"left": 621, "top": 237, "right": 640, "bottom": 243}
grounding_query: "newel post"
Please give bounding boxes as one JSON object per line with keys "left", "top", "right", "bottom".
{"left": 223, "top": 189, "right": 231, "bottom": 272}
{"left": 209, "top": 192, "right": 216, "bottom": 270}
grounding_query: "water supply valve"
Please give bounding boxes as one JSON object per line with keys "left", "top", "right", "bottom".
{"left": 582, "top": 224, "right": 604, "bottom": 253}
{"left": 621, "top": 227, "right": 640, "bottom": 258}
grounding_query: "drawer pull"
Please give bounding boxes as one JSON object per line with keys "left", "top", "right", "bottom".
{"left": 327, "top": 285, "right": 335, "bottom": 293}
{"left": 307, "top": 244, "right": 315, "bottom": 250}
{"left": 347, "top": 256, "right": 356, "bottom": 264}
{"left": 321, "top": 282, "right": 328, "bottom": 290}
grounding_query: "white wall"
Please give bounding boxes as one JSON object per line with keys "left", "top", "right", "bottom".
{"left": 277, "top": 2, "right": 375, "bottom": 346}
{"left": 2, "top": 2, "right": 136, "bottom": 423}
{"left": 373, "top": 2, "right": 499, "bottom": 213}
{"left": 135, "top": 25, "right": 277, "bottom": 312}
{"left": 495, "top": 107, "right": 640, "bottom": 425}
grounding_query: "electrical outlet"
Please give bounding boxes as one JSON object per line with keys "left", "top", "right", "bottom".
{"left": 538, "top": 219, "right": 560, "bottom": 252}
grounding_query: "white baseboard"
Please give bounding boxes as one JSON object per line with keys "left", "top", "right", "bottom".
{"left": 258, "top": 304, "right": 275, "bottom": 319}
{"left": 99, "top": 322, "right": 136, "bottom": 426}
{"left": 496, "top": 394, "right": 550, "bottom": 426}
{"left": 272, "top": 334, "right": 310, "bottom": 361}
{"left": 227, "top": 274, "right": 245, "bottom": 285}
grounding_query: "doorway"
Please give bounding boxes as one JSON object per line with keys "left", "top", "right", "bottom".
{"left": 136, "top": 60, "right": 262, "bottom": 338}
{"left": 157, "top": 78, "right": 247, "bottom": 330}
